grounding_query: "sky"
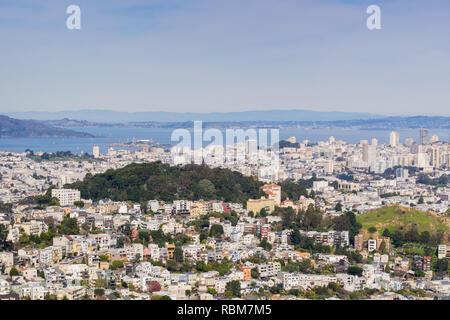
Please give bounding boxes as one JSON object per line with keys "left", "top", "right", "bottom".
{"left": 0, "top": 0, "right": 449, "bottom": 116}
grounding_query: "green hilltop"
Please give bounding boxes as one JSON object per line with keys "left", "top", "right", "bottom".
{"left": 357, "top": 205, "right": 450, "bottom": 237}
{"left": 67, "top": 161, "right": 266, "bottom": 205}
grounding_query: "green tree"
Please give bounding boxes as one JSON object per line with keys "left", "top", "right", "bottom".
{"left": 259, "top": 208, "right": 267, "bottom": 217}
{"left": 251, "top": 267, "right": 260, "bottom": 279}
{"left": 327, "top": 282, "right": 340, "bottom": 292}
{"left": 225, "top": 280, "right": 241, "bottom": 297}
{"left": 347, "top": 266, "right": 363, "bottom": 277}
{"left": 9, "top": 266, "right": 19, "bottom": 276}
{"left": 174, "top": 246, "right": 184, "bottom": 263}
{"left": 419, "top": 231, "right": 430, "bottom": 244}
{"left": 58, "top": 216, "right": 80, "bottom": 235}
{"left": 368, "top": 226, "right": 377, "bottom": 234}
{"left": 382, "top": 228, "right": 391, "bottom": 238}
{"left": 378, "top": 241, "right": 387, "bottom": 254}
{"left": 197, "top": 179, "right": 216, "bottom": 198}
{"left": 110, "top": 260, "right": 124, "bottom": 270}
{"left": 209, "top": 224, "right": 224, "bottom": 238}
{"left": 418, "top": 196, "right": 424, "bottom": 204}
{"left": 74, "top": 201, "right": 84, "bottom": 208}
{"left": 207, "top": 288, "right": 218, "bottom": 296}
{"left": 94, "top": 288, "right": 105, "bottom": 296}
{"left": 259, "top": 239, "right": 272, "bottom": 251}
{"left": 435, "top": 259, "right": 448, "bottom": 273}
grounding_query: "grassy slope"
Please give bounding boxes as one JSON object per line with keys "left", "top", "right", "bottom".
{"left": 357, "top": 205, "right": 450, "bottom": 236}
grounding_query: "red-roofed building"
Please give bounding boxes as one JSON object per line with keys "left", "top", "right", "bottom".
{"left": 261, "top": 184, "right": 281, "bottom": 206}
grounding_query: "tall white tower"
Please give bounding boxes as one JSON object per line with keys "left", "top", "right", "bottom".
{"left": 390, "top": 131, "right": 399, "bottom": 147}
{"left": 93, "top": 144, "right": 100, "bottom": 158}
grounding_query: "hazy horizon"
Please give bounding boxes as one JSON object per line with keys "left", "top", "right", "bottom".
{"left": 1, "top": 0, "right": 450, "bottom": 116}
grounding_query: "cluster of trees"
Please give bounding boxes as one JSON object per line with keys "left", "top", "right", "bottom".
{"left": 278, "top": 140, "right": 300, "bottom": 149}
{"left": 0, "top": 225, "right": 12, "bottom": 251}
{"left": 225, "top": 280, "right": 241, "bottom": 298}
{"left": 195, "top": 258, "right": 233, "bottom": 276}
{"left": 332, "top": 211, "right": 362, "bottom": 240}
{"left": 290, "top": 229, "right": 332, "bottom": 253}
{"left": 129, "top": 227, "right": 191, "bottom": 249}
{"left": 0, "top": 202, "right": 13, "bottom": 213}
{"left": 68, "top": 162, "right": 265, "bottom": 205}
{"left": 279, "top": 178, "right": 318, "bottom": 201}
{"left": 277, "top": 206, "right": 362, "bottom": 243}
{"left": 416, "top": 174, "right": 449, "bottom": 186}
{"left": 18, "top": 186, "right": 60, "bottom": 209}
{"left": 382, "top": 226, "right": 444, "bottom": 248}
{"left": 382, "top": 166, "right": 419, "bottom": 179}
{"left": 58, "top": 216, "right": 80, "bottom": 235}
{"left": 19, "top": 231, "right": 54, "bottom": 248}
{"left": 277, "top": 204, "right": 327, "bottom": 231}
{"left": 209, "top": 211, "right": 239, "bottom": 226}
{"left": 280, "top": 258, "right": 314, "bottom": 273}
{"left": 26, "top": 150, "right": 94, "bottom": 162}
{"left": 347, "top": 265, "right": 363, "bottom": 276}
{"left": 337, "top": 173, "right": 355, "bottom": 182}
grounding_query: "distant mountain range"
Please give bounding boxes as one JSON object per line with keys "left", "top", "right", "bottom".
{"left": 0, "top": 115, "right": 94, "bottom": 138}
{"left": 2, "top": 110, "right": 449, "bottom": 138}
{"left": 5, "top": 109, "right": 385, "bottom": 123}
{"left": 36, "top": 115, "right": 450, "bottom": 131}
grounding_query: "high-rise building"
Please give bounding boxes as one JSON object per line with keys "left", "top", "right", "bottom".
{"left": 246, "top": 139, "right": 258, "bottom": 160}
{"left": 390, "top": 131, "right": 399, "bottom": 147}
{"left": 371, "top": 138, "right": 378, "bottom": 146}
{"left": 93, "top": 144, "right": 100, "bottom": 158}
{"left": 363, "top": 144, "right": 376, "bottom": 163}
{"left": 420, "top": 128, "right": 428, "bottom": 145}
{"left": 415, "top": 152, "right": 428, "bottom": 168}
{"left": 431, "top": 147, "right": 441, "bottom": 168}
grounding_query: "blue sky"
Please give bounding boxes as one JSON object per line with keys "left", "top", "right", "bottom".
{"left": 0, "top": 0, "right": 449, "bottom": 116}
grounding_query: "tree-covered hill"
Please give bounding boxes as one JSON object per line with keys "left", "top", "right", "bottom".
{"left": 67, "top": 162, "right": 266, "bottom": 204}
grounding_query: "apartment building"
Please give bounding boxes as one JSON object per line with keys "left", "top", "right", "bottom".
{"left": 257, "top": 261, "right": 281, "bottom": 278}
{"left": 51, "top": 188, "right": 81, "bottom": 206}
{"left": 246, "top": 197, "right": 275, "bottom": 214}
{"left": 368, "top": 239, "right": 377, "bottom": 252}
{"left": 338, "top": 181, "right": 361, "bottom": 192}
{"left": 438, "top": 244, "right": 447, "bottom": 259}
{"left": 261, "top": 184, "right": 281, "bottom": 206}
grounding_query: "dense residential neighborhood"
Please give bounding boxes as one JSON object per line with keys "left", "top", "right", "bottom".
{"left": 0, "top": 130, "right": 449, "bottom": 300}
